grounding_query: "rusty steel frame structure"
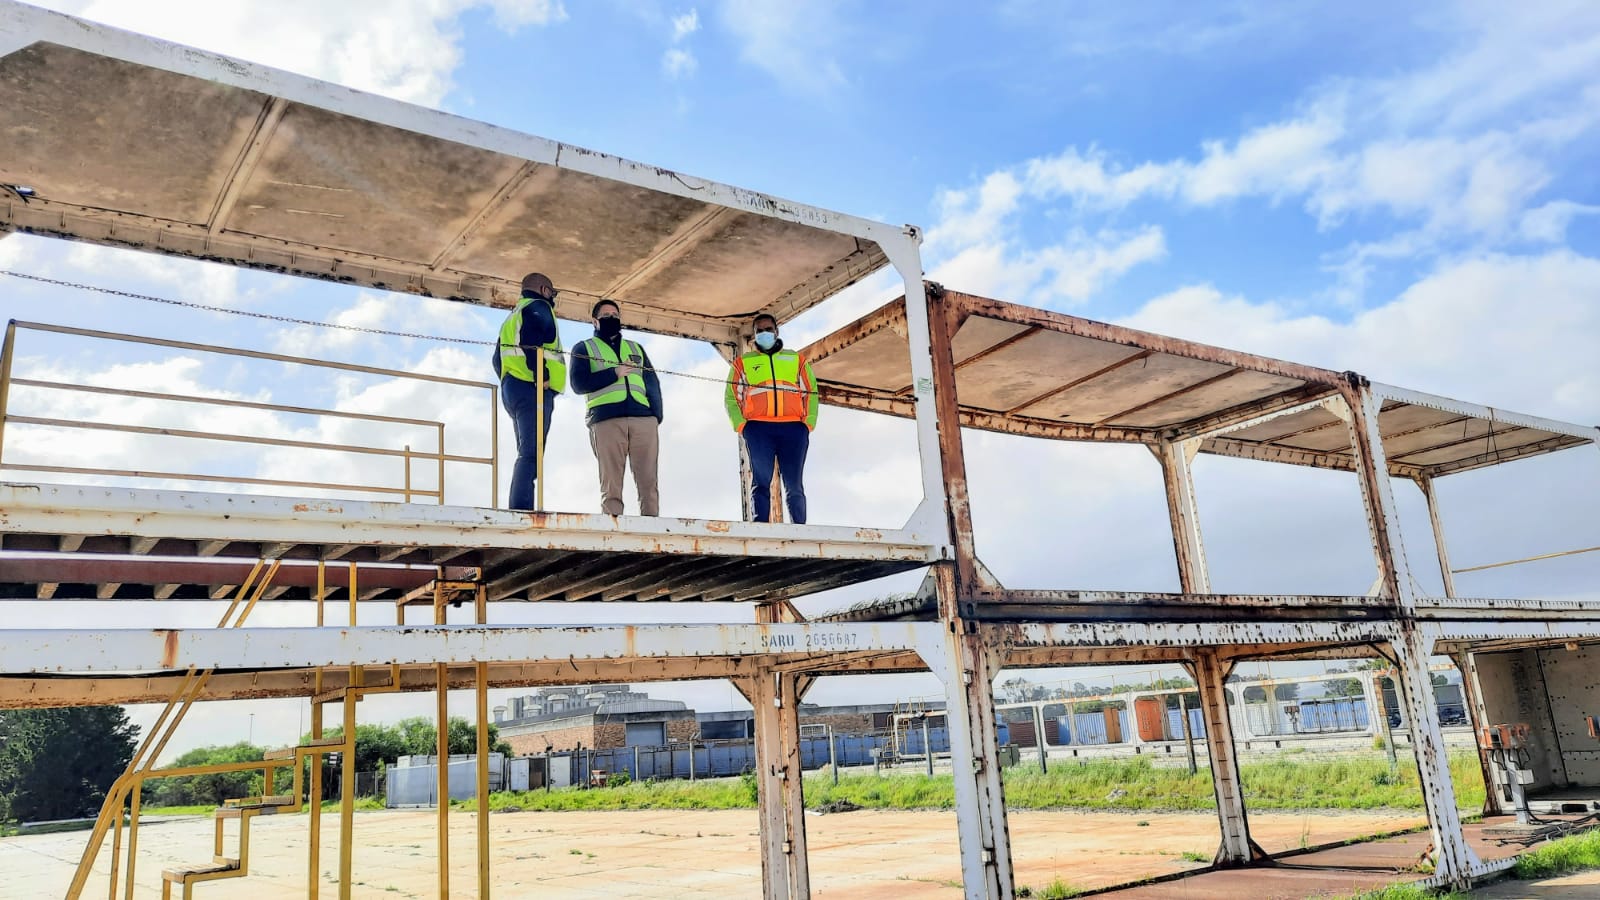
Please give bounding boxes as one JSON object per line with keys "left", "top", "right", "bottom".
{"left": 2, "top": 4, "right": 1599, "bottom": 898}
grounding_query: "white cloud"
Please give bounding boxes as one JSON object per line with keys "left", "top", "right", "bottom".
{"left": 1519, "top": 200, "right": 1600, "bottom": 244}
{"left": 1120, "top": 251, "right": 1600, "bottom": 422}
{"left": 924, "top": 166, "right": 1166, "bottom": 307}
{"left": 269, "top": 290, "right": 485, "bottom": 357}
{"left": 662, "top": 48, "right": 697, "bottom": 79}
{"left": 661, "top": 8, "right": 700, "bottom": 79}
{"left": 717, "top": 0, "right": 846, "bottom": 94}
{"left": 671, "top": 8, "right": 700, "bottom": 42}
{"left": 33, "top": 0, "right": 567, "bottom": 106}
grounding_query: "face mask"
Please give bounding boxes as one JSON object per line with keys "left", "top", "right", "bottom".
{"left": 753, "top": 331, "right": 777, "bottom": 351}
{"left": 597, "top": 316, "right": 622, "bottom": 338}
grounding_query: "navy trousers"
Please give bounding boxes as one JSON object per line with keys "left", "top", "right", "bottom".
{"left": 502, "top": 375, "right": 557, "bottom": 511}
{"left": 743, "top": 420, "right": 810, "bottom": 524}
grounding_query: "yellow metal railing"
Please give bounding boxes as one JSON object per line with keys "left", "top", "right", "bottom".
{"left": 0, "top": 319, "right": 499, "bottom": 505}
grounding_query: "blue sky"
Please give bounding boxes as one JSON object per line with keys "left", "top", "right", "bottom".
{"left": 3, "top": 0, "right": 1599, "bottom": 755}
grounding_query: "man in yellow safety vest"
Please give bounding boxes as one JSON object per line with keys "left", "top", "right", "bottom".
{"left": 492, "top": 272, "right": 565, "bottom": 511}
{"left": 570, "top": 299, "right": 663, "bottom": 516}
{"left": 724, "top": 313, "right": 818, "bottom": 523}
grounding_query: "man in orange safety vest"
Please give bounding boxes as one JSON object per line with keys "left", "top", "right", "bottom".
{"left": 724, "top": 313, "right": 818, "bottom": 523}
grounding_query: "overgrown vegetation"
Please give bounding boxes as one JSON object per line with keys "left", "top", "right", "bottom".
{"left": 457, "top": 751, "right": 1485, "bottom": 815}
{"left": 1512, "top": 827, "right": 1600, "bottom": 879}
{"left": 0, "top": 707, "right": 138, "bottom": 825}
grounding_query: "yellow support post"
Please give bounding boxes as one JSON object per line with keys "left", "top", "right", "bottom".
{"left": 338, "top": 676, "right": 358, "bottom": 900}
{"left": 435, "top": 583, "right": 451, "bottom": 900}
{"left": 106, "top": 800, "right": 121, "bottom": 900}
{"left": 0, "top": 320, "right": 17, "bottom": 465}
{"left": 489, "top": 384, "right": 499, "bottom": 508}
{"left": 338, "top": 559, "right": 359, "bottom": 900}
{"left": 475, "top": 584, "right": 490, "bottom": 898}
{"left": 122, "top": 787, "right": 141, "bottom": 900}
{"left": 436, "top": 423, "right": 446, "bottom": 505}
{"left": 535, "top": 346, "right": 545, "bottom": 511}
{"left": 309, "top": 560, "right": 325, "bottom": 900}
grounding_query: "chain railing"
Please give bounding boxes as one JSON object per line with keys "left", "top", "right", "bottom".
{"left": 0, "top": 319, "right": 498, "bottom": 505}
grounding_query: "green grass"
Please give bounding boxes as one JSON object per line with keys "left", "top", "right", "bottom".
{"left": 451, "top": 751, "right": 1484, "bottom": 815}
{"left": 1512, "top": 827, "right": 1600, "bottom": 879}
{"left": 0, "top": 819, "right": 102, "bottom": 836}
{"left": 140, "top": 797, "right": 386, "bottom": 817}
{"left": 457, "top": 774, "right": 758, "bottom": 813}
{"left": 140, "top": 805, "right": 220, "bottom": 816}
{"left": 1341, "top": 884, "right": 1467, "bottom": 900}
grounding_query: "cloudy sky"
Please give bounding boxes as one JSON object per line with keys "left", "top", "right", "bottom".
{"left": 2, "top": 0, "right": 1597, "bottom": 758}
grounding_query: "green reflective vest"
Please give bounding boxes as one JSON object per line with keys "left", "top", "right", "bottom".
{"left": 497, "top": 297, "right": 566, "bottom": 392}
{"left": 580, "top": 337, "right": 649, "bottom": 410}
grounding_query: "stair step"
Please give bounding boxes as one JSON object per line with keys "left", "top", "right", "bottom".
{"left": 216, "top": 802, "right": 288, "bottom": 818}
{"left": 163, "top": 859, "right": 239, "bottom": 881}
{"left": 264, "top": 736, "right": 347, "bottom": 759}
{"left": 223, "top": 794, "right": 294, "bottom": 809}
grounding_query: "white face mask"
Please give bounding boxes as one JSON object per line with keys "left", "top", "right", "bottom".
{"left": 754, "top": 331, "right": 777, "bottom": 351}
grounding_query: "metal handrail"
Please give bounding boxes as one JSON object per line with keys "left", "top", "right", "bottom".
{"left": 0, "top": 319, "right": 498, "bottom": 505}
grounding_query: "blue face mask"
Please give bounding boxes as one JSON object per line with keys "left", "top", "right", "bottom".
{"left": 754, "top": 331, "right": 777, "bottom": 351}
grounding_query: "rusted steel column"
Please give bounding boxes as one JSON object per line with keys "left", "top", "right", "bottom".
{"left": 1414, "top": 476, "right": 1457, "bottom": 598}
{"left": 1452, "top": 651, "right": 1504, "bottom": 816}
{"left": 742, "top": 666, "right": 810, "bottom": 899}
{"left": 1189, "top": 649, "right": 1261, "bottom": 865}
{"left": 1155, "top": 438, "right": 1211, "bottom": 594}
{"left": 1392, "top": 633, "right": 1478, "bottom": 884}
{"left": 1338, "top": 381, "right": 1415, "bottom": 608}
{"left": 923, "top": 284, "right": 979, "bottom": 589}
{"left": 1345, "top": 381, "right": 1476, "bottom": 884}
{"left": 925, "top": 564, "right": 1013, "bottom": 899}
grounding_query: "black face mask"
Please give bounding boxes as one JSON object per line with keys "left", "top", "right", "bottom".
{"left": 596, "top": 316, "right": 622, "bottom": 339}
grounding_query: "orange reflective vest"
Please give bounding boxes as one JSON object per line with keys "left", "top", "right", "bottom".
{"left": 725, "top": 349, "right": 818, "bottom": 432}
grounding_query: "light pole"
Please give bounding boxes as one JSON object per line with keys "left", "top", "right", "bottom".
{"left": 248, "top": 713, "right": 255, "bottom": 745}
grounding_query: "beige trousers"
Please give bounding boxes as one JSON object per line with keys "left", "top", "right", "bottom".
{"left": 588, "top": 416, "right": 660, "bottom": 516}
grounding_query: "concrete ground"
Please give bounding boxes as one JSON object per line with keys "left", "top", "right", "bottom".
{"left": 1107, "top": 816, "right": 1599, "bottom": 900}
{"left": 6, "top": 808, "right": 1592, "bottom": 899}
{"left": 1, "top": 807, "right": 1425, "bottom": 898}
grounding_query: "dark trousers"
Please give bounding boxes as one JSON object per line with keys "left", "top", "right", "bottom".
{"left": 743, "top": 420, "right": 810, "bottom": 524}
{"left": 503, "top": 375, "right": 557, "bottom": 511}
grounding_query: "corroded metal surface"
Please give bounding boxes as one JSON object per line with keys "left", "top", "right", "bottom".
{"left": 0, "top": 5, "right": 903, "bottom": 342}
{"left": 803, "top": 292, "right": 1597, "bottom": 479}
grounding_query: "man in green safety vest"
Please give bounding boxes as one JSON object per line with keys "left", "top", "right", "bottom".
{"left": 569, "top": 299, "right": 664, "bottom": 516}
{"left": 492, "top": 272, "right": 566, "bottom": 511}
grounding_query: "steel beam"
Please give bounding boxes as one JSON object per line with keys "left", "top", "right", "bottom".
{"left": 0, "top": 623, "right": 938, "bottom": 674}
{"left": 1369, "top": 381, "right": 1600, "bottom": 443}
{"left": 0, "top": 484, "right": 941, "bottom": 563}
{"left": 742, "top": 650, "right": 811, "bottom": 899}
{"left": 942, "top": 290, "right": 1346, "bottom": 387}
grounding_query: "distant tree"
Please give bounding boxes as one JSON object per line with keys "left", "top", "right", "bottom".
{"left": 145, "top": 742, "right": 269, "bottom": 808}
{"left": 312, "top": 716, "right": 510, "bottom": 773}
{"left": 0, "top": 706, "right": 139, "bottom": 823}
{"left": 1273, "top": 683, "right": 1301, "bottom": 702}
{"left": 1325, "top": 678, "right": 1366, "bottom": 698}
